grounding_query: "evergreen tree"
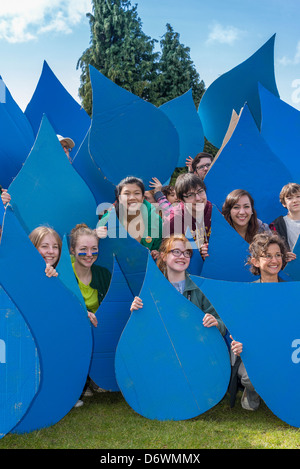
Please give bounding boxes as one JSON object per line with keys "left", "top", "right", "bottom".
{"left": 77, "top": 0, "right": 159, "bottom": 116}
{"left": 153, "top": 23, "right": 205, "bottom": 108}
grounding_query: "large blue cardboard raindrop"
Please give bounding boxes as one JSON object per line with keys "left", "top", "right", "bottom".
{"left": 198, "top": 35, "right": 279, "bottom": 148}
{"left": 201, "top": 205, "right": 255, "bottom": 282}
{"left": 25, "top": 61, "right": 91, "bottom": 154}
{"left": 72, "top": 129, "right": 116, "bottom": 205}
{"left": 283, "top": 237, "right": 300, "bottom": 281}
{"left": 115, "top": 254, "right": 231, "bottom": 421}
{"left": 192, "top": 275, "right": 300, "bottom": 428}
{"left": 259, "top": 83, "right": 300, "bottom": 179}
{"left": 0, "top": 285, "right": 39, "bottom": 439}
{"left": 204, "top": 104, "right": 291, "bottom": 224}
{"left": 159, "top": 89, "right": 204, "bottom": 167}
{"left": 88, "top": 66, "right": 179, "bottom": 188}
{"left": 0, "top": 77, "right": 35, "bottom": 188}
{"left": 89, "top": 257, "right": 133, "bottom": 391}
{"left": 8, "top": 115, "right": 98, "bottom": 238}
{"left": 0, "top": 207, "right": 92, "bottom": 433}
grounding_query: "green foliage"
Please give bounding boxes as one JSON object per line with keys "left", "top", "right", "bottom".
{"left": 77, "top": 0, "right": 159, "bottom": 116}
{"left": 77, "top": 1, "right": 206, "bottom": 115}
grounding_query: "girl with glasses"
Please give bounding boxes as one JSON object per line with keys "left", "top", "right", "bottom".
{"left": 130, "top": 234, "right": 226, "bottom": 336}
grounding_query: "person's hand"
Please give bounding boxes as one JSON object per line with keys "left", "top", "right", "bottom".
{"left": 1, "top": 190, "right": 11, "bottom": 206}
{"left": 45, "top": 264, "right": 58, "bottom": 278}
{"left": 149, "top": 177, "right": 162, "bottom": 193}
{"left": 200, "top": 243, "right": 209, "bottom": 259}
{"left": 96, "top": 226, "right": 108, "bottom": 239}
{"left": 230, "top": 336, "right": 243, "bottom": 356}
{"left": 150, "top": 250, "right": 160, "bottom": 261}
{"left": 88, "top": 311, "right": 98, "bottom": 327}
{"left": 130, "top": 296, "right": 143, "bottom": 312}
{"left": 286, "top": 251, "right": 297, "bottom": 262}
{"left": 202, "top": 313, "right": 218, "bottom": 328}
{"left": 185, "top": 156, "right": 193, "bottom": 172}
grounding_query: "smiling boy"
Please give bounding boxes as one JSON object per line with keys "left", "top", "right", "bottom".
{"left": 270, "top": 183, "right": 300, "bottom": 253}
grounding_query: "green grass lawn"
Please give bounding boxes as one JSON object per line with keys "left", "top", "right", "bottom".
{"left": 1, "top": 390, "right": 299, "bottom": 450}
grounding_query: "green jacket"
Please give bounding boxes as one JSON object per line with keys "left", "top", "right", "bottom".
{"left": 183, "top": 273, "right": 226, "bottom": 336}
{"left": 98, "top": 200, "right": 162, "bottom": 251}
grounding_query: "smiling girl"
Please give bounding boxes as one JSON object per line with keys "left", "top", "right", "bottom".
{"left": 29, "top": 226, "right": 62, "bottom": 277}
{"left": 130, "top": 234, "right": 226, "bottom": 336}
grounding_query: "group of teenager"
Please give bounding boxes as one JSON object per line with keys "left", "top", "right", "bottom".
{"left": 1, "top": 137, "right": 300, "bottom": 413}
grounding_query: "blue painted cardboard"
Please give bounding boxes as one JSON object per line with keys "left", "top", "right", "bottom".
{"left": 89, "top": 257, "right": 133, "bottom": 391}
{"left": 0, "top": 77, "right": 35, "bottom": 188}
{"left": 115, "top": 254, "right": 231, "bottom": 421}
{"left": 8, "top": 115, "right": 98, "bottom": 238}
{"left": 0, "top": 207, "right": 92, "bottom": 433}
{"left": 159, "top": 89, "right": 204, "bottom": 167}
{"left": 25, "top": 60, "right": 91, "bottom": 155}
{"left": 259, "top": 83, "right": 300, "bottom": 180}
{"left": 204, "top": 104, "right": 291, "bottom": 224}
{"left": 0, "top": 286, "right": 40, "bottom": 439}
{"left": 192, "top": 275, "right": 300, "bottom": 428}
{"left": 88, "top": 66, "right": 179, "bottom": 188}
{"left": 283, "top": 236, "right": 300, "bottom": 281}
{"left": 198, "top": 35, "right": 279, "bottom": 148}
{"left": 201, "top": 205, "right": 255, "bottom": 282}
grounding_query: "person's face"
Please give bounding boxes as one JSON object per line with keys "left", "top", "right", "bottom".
{"left": 144, "top": 191, "right": 156, "bottom": 204}
{"left": 182, "top": 185, "right": 207, "bottom": 217}
{"left": 60, "top": 141, "right": 72, "bottom": 162}
{"left": 72, "top": 234, "right": 98, "bottom": 269}
{"left": 167, "top": 189, "right": 179, "bottom": 205}
{"left": 119, "top": 183, "right": 144, "bottom": 213}
{"left": 195, "top": 158, "right": 211, "bottom": 179}
{"left": 37, "top": 234, "right": 60, "bottom": 266}
{"left": 230, "top": 195, "right": 253, "bottom": 230}
{"left": 251, "top": 243, "right": 283, "bottom": 279}
{"left": 283, "top": 191, "right": 300, "bottom": 214}
{"left": 162, "top": 240, "right": 191, "bottom": 275}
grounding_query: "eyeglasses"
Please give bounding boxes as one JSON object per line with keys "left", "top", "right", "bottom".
{"left": 260, "top": 253, "right": 283, "bottom": 260}
{"left": 170, "top": 249, "right": 192, "bottom": 258}
{"left": 196, "top": 163, "right": 211, "bottom": 171}
{"left": 183, "top": 189, "right": 205, "bottom": 200}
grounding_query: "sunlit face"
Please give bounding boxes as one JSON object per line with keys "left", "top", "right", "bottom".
{"left": 119, "top": 183, "right": 144, "bottom": 213}
{"left": 283, "top": 191, "right": 300, "bottom": 215}
{"left": 144, "top": 191, "right": 156, "bottom": 204}
{"left": 72, "top": 234, "right": 99, "bottom": 269}
{"left": 182, "top": 185, "right": 207, "bottom": 218}
{"left": 251, "top": 243, "right": 283, "bottom": 280}
{"left": 162, "top": 240, "right": 191, "bottom": 276}
{"left": 37, "top": 234, "right": 60, "bottom": 266}
{"left": 230, "top": 195, "right": 253, "bottom": 230}
{"left": 195, "top": 157, "right": 211, "bottom": 179}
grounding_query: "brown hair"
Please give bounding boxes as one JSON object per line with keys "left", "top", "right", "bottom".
{"left": 279, "top": 183, "right": 300, "bottom": 206}
{"left": 29, "top": 226, "right": 62, "bottom": 267}
{"left": 247, "top": 232, "right": 288, "bottom": 276}
{"left": 175, "top": 173, "right": 206, "bottom": 202}
{"left": 222, "top": 189, "right": 258, "bottom": 243}
{"left": 69, "top": 223, "right": 98, "bottom": 252}
{"left": 157, "top": 234, "right": 193, "bottom": 278}
{"left": 191, "top": 152, "right": 213, "bottom": 173}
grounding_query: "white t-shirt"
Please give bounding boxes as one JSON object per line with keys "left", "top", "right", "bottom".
{"left": 284, "top": 215, "right": 300, "bottom": 250}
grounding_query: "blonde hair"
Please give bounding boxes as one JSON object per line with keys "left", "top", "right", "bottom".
{"left": 157, "top": 234, "right": 193, "bottom": 278}
{"left": 69, "top": 223, "right": 98, "bottom": 252}
{"left": 29, "top": 226, "right": 62, "bottom": 267}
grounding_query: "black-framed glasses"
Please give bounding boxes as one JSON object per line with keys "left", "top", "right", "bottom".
{"left": 182, "top": 189, "right": 205, "bottom": 200}
{"left": 170, "top": 249, "right": 192, "bottom": 258}
{"left": 196, "top": 163, "right": 211, "bottom": 171}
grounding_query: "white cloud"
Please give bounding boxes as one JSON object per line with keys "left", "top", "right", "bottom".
{"left": 206, "top": 23, "right": 245, "bottom": 46}
{"left": 278, "top": 41, "right": 300, "bottom": 66}
{"left": 0, "top": 0, "right": 92, "bottom": 43}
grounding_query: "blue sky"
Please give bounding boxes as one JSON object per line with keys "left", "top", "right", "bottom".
{"left": 0, "top": 0, "right": 299, "bottom": 111}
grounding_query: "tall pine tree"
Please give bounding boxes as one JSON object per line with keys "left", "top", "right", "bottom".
{"left": 77, "top": 0, "right": 159, "bottom": 115}
{"left": 153, "top": 23, "right": 205, "bottom": 108}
